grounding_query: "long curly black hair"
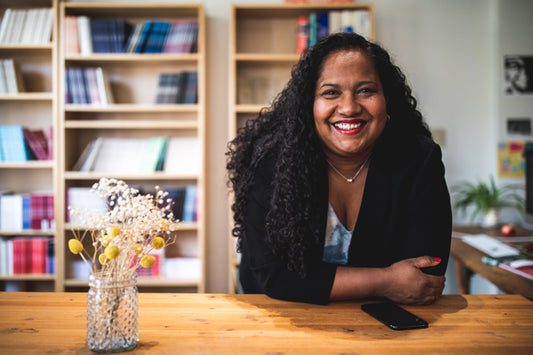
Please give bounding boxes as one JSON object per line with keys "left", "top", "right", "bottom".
{"left": 226, "top": 32, "right": 431, "bottom": 277}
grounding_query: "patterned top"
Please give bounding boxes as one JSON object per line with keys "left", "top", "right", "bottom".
{"left": 322, "top": 204, "right": 353, "bottom": 265}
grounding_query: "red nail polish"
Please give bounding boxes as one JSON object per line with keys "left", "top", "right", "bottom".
{"left": 433, "top": 257, "right": 442, "bottom": 262}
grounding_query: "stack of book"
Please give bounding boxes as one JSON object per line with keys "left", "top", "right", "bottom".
{"left": 65, "top": 67, "right": 114, "bottom": 105}
{"left": 0, "top": 237, "right": 54, "bottom": 275}
{"left": 64, "top": 16, "right": 198, "bottom": 54}
{"left": 0, "top": 7, "right": 54, "bottom": 44}
{"left": 0, "top": 125, "right": 51, "bottom": 162}
{"left": 159, "top": 185, "right": 198, "bottom": 223}
{"left": 0, "top": 192, "right": 55, "bottom": 232}
{"left": 0, "top": 59, "right": 25, "bottom": 94}
{"left": 296, "top": 9, "right": 371, "bottom": 54}
{"left": 72, "top": 136, "right": 169, "bottom": 174}
{"left": 154, "top": 71, "right": 198, "bottom": 104}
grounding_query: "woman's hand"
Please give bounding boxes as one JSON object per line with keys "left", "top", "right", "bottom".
{"left": 382, "top": 256, "right": 445, "bottom": 305}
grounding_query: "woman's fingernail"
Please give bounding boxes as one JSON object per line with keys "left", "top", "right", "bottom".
{"left": 433, "top": 257, "right": 442, "bottom": 262}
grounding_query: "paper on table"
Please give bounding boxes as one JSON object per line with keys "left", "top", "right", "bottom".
{"left": 461, "top": 234, "right": 520, "bottom": 258}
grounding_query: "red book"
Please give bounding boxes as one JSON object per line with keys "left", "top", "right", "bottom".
{"left": 46, "top": 194, "right": 54, "bottom": 230}
{"left": 31, "top": 238, "right": 47, "bottom": 274}
{"left": 13, "top": 238, "right": 30, "bottom": 274}
{"left": 30, "top": 194, "right": 43, "bottom": 230}
{"left": 296, "top": 16, "right": 310, "bottom": 55}
{"left": 22, "top": 129, "right": 49, "bottom": 161}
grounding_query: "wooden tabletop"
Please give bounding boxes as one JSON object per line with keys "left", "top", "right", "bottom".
{"left": 451, "top": 226, "right": 533, "bottom": 300}
{"left": 0, "top": 292, "right": 532, "bottom": 354}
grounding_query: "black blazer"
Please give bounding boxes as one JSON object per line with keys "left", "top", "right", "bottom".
{"left": 239, "top": 126, "right": 452, "bottom": 305}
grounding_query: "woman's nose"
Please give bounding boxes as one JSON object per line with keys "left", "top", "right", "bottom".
{"left": 338, "top": 95, "right": 362, "bottom": 116}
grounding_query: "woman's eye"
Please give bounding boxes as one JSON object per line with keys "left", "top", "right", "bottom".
{"left": 358, "top": 87, "right": 376, "bottom": 95}
{"left": 321, "top": 89, "right": 339, "bottom": 97}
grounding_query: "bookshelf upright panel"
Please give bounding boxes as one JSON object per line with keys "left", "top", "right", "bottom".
{"left": 59, "top": 2, "right": 206, "bottom": 292}
{"left": 228, "top": 3, "right": 375, "bottom": 292}
{"left": 0, "top": 0, "right": 59, "bottom": 291}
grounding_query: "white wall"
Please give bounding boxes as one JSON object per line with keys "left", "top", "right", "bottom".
{"left": 72, "top": 0, "right": 530, "bottom": 293}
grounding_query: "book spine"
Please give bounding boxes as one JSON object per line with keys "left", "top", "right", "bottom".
{"left": 296, "top": 16, "right": 310, "bottom": 55}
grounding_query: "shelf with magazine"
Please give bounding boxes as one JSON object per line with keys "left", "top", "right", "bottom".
{"left": 59, "top": 2, "right": 206, "bottom": 292}
{"left": 0, "top": 0, "right": 58, "bottom": 292}
{"left": 228, "top": 3, "right": 375, "bottom": 292}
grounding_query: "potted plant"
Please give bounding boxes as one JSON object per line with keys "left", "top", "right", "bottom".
{"left": 451, "top": 175, "right": 524, "bottom": 227}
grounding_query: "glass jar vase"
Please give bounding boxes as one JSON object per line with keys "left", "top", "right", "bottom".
{"left": 87, "top": 271, "right": 138, "bottom": 353}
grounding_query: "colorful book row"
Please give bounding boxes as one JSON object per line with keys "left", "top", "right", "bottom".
{"left": 0, "top": 237, "right": 54, "bottom": 275}
{"left": 0, "top": 192, "right": 54, "bottom": 232}
{"left": 72, "top": 136, "right": 200, "bottom": 176}
{"left": 65, "top": 67, "right": 113, "bottom": 105}
{"left": 0, "top": 125, "right": 52, "bottom": 162}
{"left": 296, "top": 9, "right": 371, "bottom": 54}
{"left": 155, "top": 71, "right": 198, "bottom": 104}
{"left": 0, "top": 8, "right": 53, "bottom": 44}
{"left": 65, "top": 16, "right": 198, "bottom": 55}
{"left": 66, "top": 184, "right": 198, "bottom": 226}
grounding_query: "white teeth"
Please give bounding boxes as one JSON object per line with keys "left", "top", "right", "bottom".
{"left": 334, "top": 122, "right": 363, "bottom": 130}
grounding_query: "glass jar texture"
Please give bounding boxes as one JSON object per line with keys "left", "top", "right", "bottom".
{"left": 87, "top": 271, "right": 138, "bottom": 353}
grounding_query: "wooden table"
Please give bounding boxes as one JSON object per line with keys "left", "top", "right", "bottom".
{"left": 451, "top": 226, "right": 533, "bottom": 300}
{"left": 0, "top": 292, "right": 532, "bottom": 354}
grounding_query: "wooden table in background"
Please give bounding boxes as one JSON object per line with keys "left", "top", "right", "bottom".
{"left": 0, "top": 292, "right": 532, "bottom": 354}
{"left": 451, "top": 226, "right": 533, "bottom": 300}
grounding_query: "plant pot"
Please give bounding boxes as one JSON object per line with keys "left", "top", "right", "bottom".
{"left": 482, "top": 209, "right": 500, "bottom": 228}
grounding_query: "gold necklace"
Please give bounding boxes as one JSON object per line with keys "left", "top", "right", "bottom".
{"left": 326, "top": 156, "right": 370, "bottom": 183}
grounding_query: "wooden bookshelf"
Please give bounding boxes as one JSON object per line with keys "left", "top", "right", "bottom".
{"left": 58, "top": 2, "right": 206, "bottom": 292}
{"left": 228, "top": 3, "right": 375, "bottom": 292}
{"left": 0, "top": 0, "right": 59, "bottom": 292}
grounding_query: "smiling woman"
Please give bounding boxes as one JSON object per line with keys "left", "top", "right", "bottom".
{"left": 226, "top": 32, "right": 452, "bottom": 306}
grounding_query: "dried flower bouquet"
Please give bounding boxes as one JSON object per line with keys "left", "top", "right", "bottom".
{"left": 68, "top": 177, "right": 178, "bottom": 279}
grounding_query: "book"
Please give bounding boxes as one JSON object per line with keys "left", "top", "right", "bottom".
{"left": 499, "top": 259, "right": 533, "bottom": 280}
{"left": 133, "top": 21, "right": 153, "bottom": 53}
{"left": 124, "top": 21, "right": 145, "bottom": 53}
{"left": 296, "top": 16, "right": 309, "bottom": 55}
{"left": 163, "top": 136, "right": 200, "bottom": 175}
{"left": 182, "top": 71, "right": 198, "bottom": 104}
{"left": 143, "top": 21, "right": 170, "bottom": 53}
{"left": 328, "top": 11, "right": 343, "bottom": 34}
{"left": 0, "top": 125, "right": 31, "bottom": 162}
{"left": 318, "top": 13, "right": 329, "bottom": 40}
{"left": 0, "top": 9, "right": 13, "bottom": 43}
{"left": 64, "top": 16, "right": 80, "bottom": 54}
{"left": 2, "top": 58, "right": 25, "bottom": 94}
{"left": 23, "top": 128, "right": 49, "bottom": 160}
{"left": 95, "top": 67, "right": 114, "bottom": 105}
{"left": 78, "top": 16, "right": 93, "bottom": 55}
{"left": 182, "top": 184, "right": 197, "bottom": 222}
{"left": 76, "top": 137, "right": 103, "bottom": 172}
{"left": 66, "top": 187, "right": 107, "bottom": 226}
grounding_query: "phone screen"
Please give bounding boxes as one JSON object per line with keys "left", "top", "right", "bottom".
{"left": 361, "top": 302, "right": 428, "bottom": 330}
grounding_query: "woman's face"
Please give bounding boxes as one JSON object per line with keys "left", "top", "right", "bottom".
{"left": 313, "top": 50, "right": 387, "bottom": 159}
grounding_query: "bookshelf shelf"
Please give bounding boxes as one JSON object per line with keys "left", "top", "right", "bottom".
{"left": 0, "top": 161, "right": 53, "bottom": 169}
{"left": 65, "top": 120, "right": 198, "bottom": 130}
{"left": 63, "top": 172, "right": 199, "bottom": 181}
{"left": 64, "top": 104, "right": 198, "bottom": 113}
{"left": 0, "top": 93, "right": 54, "bottom": 100}
{"left": 64, "top": 277, "right": 199, "bottom": 288}
{"left": 235, "top": 53, "right": 299, "bottom": 62}
{"left": 0, "top": 274, "right": 55, "bottom": 281}
{"left": 227, "top": 3, "right": 375, "bottom": 292}
{"left": 0, "top": 229, "right": 55, "bottom": 236}
{"left": 65, "top": 53, "right": 199, "bottom": 63}
{"left": 58, "top": 2, "right": 206, "bottom": 292}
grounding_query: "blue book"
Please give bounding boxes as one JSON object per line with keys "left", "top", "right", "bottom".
{"left": 144, "top": 21, "right": 170, "bottom": 53}
{"left": 0, "top": 125, "right": 30, "bottom": 162}
{"left": 22, "top": 194, "right": 31, "bottom": 230}
{"left": 318, "top": 13, "right": 329, "bottom": 39}
{"left": 181, "top": 71, "right": 198, "bottom": 104}
{"left": 134, "top": 21, "right": 153, "bottom": 53}
{"left": 309, "top": 12, "right": 317, "bottom": 47}
{"left": 182, "top": 185, "right": 197, "bottom": 222}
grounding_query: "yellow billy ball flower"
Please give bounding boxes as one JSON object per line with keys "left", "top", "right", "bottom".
{"left": 101, "top": 235, "right": 111, "bottom": 247}
{"left": 104, "top": 245, "right": 120, "bottom": 260}
{"left": 151, "top": 236, "right": 165, "bottom": 249}
{"left": 109, "top": 227, "right": 120, "bottom": 237}
{"left": 140, "top": 255, "right": 155, "bottom": 268}
{"left": 134, "top": 243, "right": 144, "bottom": 255}
{"left": 98, "top": 253, "right": 107, "bottom": 265}
{"left": 68, "top": 239, "right": 84, "bottom": 255}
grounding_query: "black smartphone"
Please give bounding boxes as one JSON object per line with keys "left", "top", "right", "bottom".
{"left": 361, "top": 302, "right": 428, "bottom": 330}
